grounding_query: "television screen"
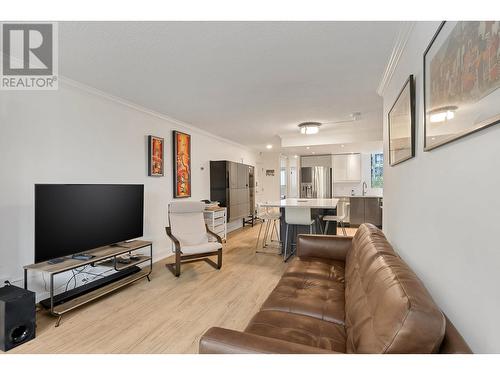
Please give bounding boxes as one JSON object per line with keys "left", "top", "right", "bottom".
{"left": 35, "top": 184, "right": 144, "bottom": 263}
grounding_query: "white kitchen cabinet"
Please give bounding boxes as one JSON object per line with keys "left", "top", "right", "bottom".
{"left": 333, "top": 155, "right": 347, "bottom": 181}
{"left": 346, "top": 153, "right": 361, "bottom": 181}
{"left": 333, "top": 154, "right": 361, "bottom": 182}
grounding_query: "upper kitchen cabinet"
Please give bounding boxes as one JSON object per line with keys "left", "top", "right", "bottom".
{"left": 333, "top": 153, "right": 361, "bottom": 182}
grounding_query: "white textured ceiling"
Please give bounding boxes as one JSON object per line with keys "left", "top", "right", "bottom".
{"left": 280, "top": 141, "right": 383, "bottom": 161}
{"left": 59, "top": 22, "right": 401, "bottom": 149}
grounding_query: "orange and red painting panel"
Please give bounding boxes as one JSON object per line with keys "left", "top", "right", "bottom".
{"left": 173, "top": 131, "right": 191, "bottom": 198}
{"left": 148, "top": 136, "right": 164, "bottom": 177}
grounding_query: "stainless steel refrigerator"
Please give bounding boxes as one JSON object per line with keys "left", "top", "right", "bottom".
{"left": 300, "top": 155, "right": 332, "bottom": 198}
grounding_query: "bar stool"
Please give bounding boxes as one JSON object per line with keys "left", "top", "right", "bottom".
{"left": 323, "top": 201, "right": 350, "bottom": 236}
{"left": 284, "top": 207, "right": 314, "bottom": 261}
{"left": 255, "top": 202, "right": 281, "bottom": 253}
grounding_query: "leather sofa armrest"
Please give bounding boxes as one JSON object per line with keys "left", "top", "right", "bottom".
{"left": 199, "top": 327, "right": 337, "bottom": 354}
{"left": 297, "top": 234, "right": 352, "bottom": 261}
{"left": 439, "top": 315, "right": 473, "bottom": 354}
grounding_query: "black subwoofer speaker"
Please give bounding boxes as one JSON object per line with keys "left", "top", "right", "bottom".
{"left": 0, "top": 285, "right": 36, "bottom": 351}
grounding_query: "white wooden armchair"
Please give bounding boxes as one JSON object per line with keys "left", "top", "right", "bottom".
{"left": 165, "top": 201, "right": 223, "bottom": 277}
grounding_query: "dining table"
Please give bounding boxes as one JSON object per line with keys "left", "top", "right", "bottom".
{"left": 260, "top": 198, "right": 339, "bottom": 261}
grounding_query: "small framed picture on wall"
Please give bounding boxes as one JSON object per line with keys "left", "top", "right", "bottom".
{"left": 148, "top": 135, "right": 164, "bottom": 177}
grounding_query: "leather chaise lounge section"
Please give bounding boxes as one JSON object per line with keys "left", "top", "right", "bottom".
{"left": 199, "top": 224, "right": 472, "bottom": 354}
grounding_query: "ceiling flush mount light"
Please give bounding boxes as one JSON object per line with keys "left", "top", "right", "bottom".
{"left": 266, "top": 144, "right": 273, "bottom": 149}
{"left": 298, "top": 122, "right": 321, "bottom": 135}
{"left": 429, "top": 106, "right": 458, "bottom": 123}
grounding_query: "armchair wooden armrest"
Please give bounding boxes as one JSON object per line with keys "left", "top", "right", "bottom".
{"left": 206, "top": 224, "right": 223, "bottom": 243}
{"left": 165, "top": 226, "right": 181, "bottom": 252}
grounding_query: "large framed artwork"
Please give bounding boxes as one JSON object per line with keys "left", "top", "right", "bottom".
{"left": 424, "top": 21, "right": 500, "bottom": 151}
{"left": 388, "top": 75, "right": 416, "bottom": 166}
{"left": 148, "top": 135, "right": 164, "bottom": 177}
{"left": 173, "top": 131, "right": 191, "bottom": 198}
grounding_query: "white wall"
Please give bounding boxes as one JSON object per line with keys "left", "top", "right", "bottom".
{"left": 0, "top": 80, "right": 256, "bottom": 298}
{"left": 332, "top": 153, "right": 383, "bottom": 197}
{"left": 382, "top": 22, "right": 500, "bottom": 353}
{"left": 255, "top": 151, "right": 281, "bottom": 204}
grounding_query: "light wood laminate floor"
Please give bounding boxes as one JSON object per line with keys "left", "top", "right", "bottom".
{"left": 9, "top": 224, "right": 288, "bottom": 354}
{"left": 8, "top": 224, "right": 357, "bottom": 354}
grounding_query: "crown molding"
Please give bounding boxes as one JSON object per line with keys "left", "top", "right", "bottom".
{"left": 376, "top": 21, "right": 415, "bottom": 96}
{"left": 59, "top": 76, "right": 256, "bottom": 153}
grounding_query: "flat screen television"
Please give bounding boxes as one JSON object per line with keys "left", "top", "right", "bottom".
{"left": 35, "top": 184, "right": 144, "bottom": 263}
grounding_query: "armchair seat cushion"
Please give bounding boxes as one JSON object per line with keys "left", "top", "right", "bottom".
{"left": 245, "top": 310, "right": 347, "bottom": 353}
{"left": 180, "top": 241, "right": 222, "bottom": 255}
{"left": 261, "top": 273, "right": 345, "bottom": 325}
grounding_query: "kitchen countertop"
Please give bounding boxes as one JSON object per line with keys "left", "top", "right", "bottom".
{"left": 334, "top": 195, "right": 383, "bottom": 198}
{"left": 261, "top": 198, "right": 339, "bottom": 209}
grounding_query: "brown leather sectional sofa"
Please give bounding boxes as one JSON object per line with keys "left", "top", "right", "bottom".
{"left": 199, "top": 224, "right": 472, "bottom": 354}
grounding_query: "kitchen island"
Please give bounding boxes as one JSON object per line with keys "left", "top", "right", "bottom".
{"left": 261, "top": 198, "right": 339, "bottom": 260}
{"left": 333, "top": 196, "right": 383, "bottom": 228}
{"left": 261, "top": 198, "right": 339, "bottom": 209}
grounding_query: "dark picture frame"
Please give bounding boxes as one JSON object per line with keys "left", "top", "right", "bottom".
{"left": 388, "top": 75, "right": 416, "bottom": 166}
{"left": 148, "top": 135, "right": 164, "bottom": 177}
{"left": 423, "top": 21, "right": 500, "bottom": 151}
{"left": 173, "top": 130, "right": 191, "bottom": 198}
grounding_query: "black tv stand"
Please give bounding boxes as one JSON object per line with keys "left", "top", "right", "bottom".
{"left": 24, "top": 240, "right": 152, "bottom": 327}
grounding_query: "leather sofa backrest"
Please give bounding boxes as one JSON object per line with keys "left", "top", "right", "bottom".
{"left": 344, "top": 224, "right": 446, "bottom": 353}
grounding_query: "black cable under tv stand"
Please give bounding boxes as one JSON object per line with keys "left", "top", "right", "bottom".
{"left": 24, "top": 240, "right": 153, "bottom": 327}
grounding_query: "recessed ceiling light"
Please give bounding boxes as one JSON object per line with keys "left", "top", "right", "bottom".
{"left": 306, "top": 147, "right": 310, "bottom": 150}
{"left": 294, "top": 155, "right": 298, "bottom": 158}
{"left": 312, "top": 151, "right": 316, "bottom": 154}
{"left": 341, "top": 144, "right": 345, "bottom": 148}
{"left": 266, "top": 144, "right": 273, "bottom": 149}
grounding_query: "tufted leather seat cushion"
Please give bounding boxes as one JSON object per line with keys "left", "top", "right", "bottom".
{"left": 245, "top": 310, "right": 347, "bottom": 352}
{"left": 344, "top": 224, "right": 445, "bottom": 353}
{"left": 283, "top": 257, "right": 345, "bottom": 283}
{"left": 261, "top": 259, "right": 345, "bottom": 324}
